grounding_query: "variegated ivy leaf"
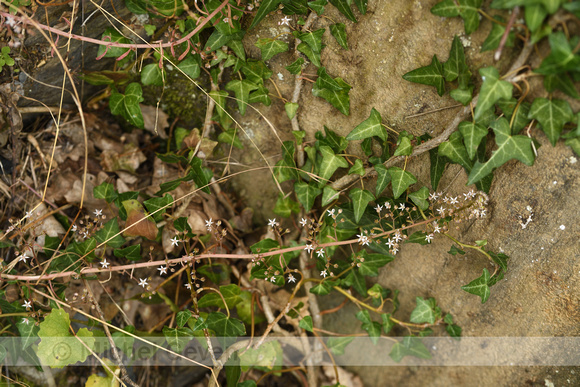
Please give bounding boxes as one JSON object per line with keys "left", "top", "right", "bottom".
{"left": 458, "top": 121, "right": 488, "bottom": 160}
{"left": 330, "top": 23, "right": 348, "bottom": 50}
{"left": 317, "top": 146, "right": 349, "bottom": 187}
{"left": 402, "top": 55, "right": 445, "bottom": 96}
{"left": 439, "top": 132, "right": 472, "bottom": 171}
{"left": 408, "top": 186, "right": 430, "bottom": 211}
{"left": 467, "top": 117, "right": 535, "bottom": 185}
{"left": 481, "top": 16, "right": 515, "bottom": 52}
{"left": 387, "top": 167, "right": 417, "bottom": 199}
{"left": 474, "top": 67, "right": 513, "bottom": 122}
{"left": 225, "top": 79, "right": 259, "bottom": 115}
{"left": 528, "top": 98, "right": 574, "bottom": 146}
{"left": 444, "top": 36, "right": 467, "bottom": 82}
{"left": 311, "top": 77, "right": 351, "bottom": 115}
{"left": 255, "top": 38, "right": 289, "bottom": 61}
{"left": 294, "top": 182, "right": 322, "bottom": 212}
{"left": 374, "top": 164, "right": 391, "bottom": 196}
{"left": 346, "top": 108, "right": 386, "bottom": 141}
{"left": 349, "top": 188, "right": 375, "bottom": 223}
{"left": 431, "top": 0, "right": 483, "bottom": 35}
{"left": 461, "top": 268, "right": 490, "bottom": 303}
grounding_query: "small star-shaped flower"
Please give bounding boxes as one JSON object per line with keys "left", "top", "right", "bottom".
{"left": 316, "top": 249, "right": 325, "bottom": 258}
{"left": 327, "top": 209, "right": 335, "bottom": 217}
{"left": 18, "top": 252, "right": 30, "bottom": 263}
{"left": 100, "top": 259, "right": 110, "bottom": 269}
{"left": 157, "top": 266, "right": 167, "bottom": 275}
{"left": 205, "top": 218, "right": 213, "bottom": 231}
{"left": 22, "top": 300, "right": 32, "bottom": 310}
{"left": 386, "top": 238, "right": 395, "bottom": 248}
{"left": 184, "top": 283, "right": 191, "bottom": 290}
{"left": 304, "top": 244, "right": 314, "bottom": 253}
{"left": 171, "top": 236, "right": 180, "bottom": 246}
{"left": 433, "top": 223, "right": 441, "bottom": 233}
{"left": 22, "top": 318, "right": 30, "bottom": 325}
{"left": 437, "top": 206, "right": 445, "bottom": 215}
{"left": 391, "top": 247, "right": 399, "bottom": 255}
{"left": 375, "top": 204, "right": 383, "bottom": 213}
{"left": 24, "top": 211, "right": 33, "bottom": 219}
{"left": 287, "top": 274, "right": 296, "bottom": 283}
{"left": 268, "top": 218, "right": 277, "bottom": 228}
{"left": 299, "top": 218, "right": 308, "bottom": 227}
{"left": 279, "top": 15, "right": 292, "bottom": 26}
{"left": 429, "top": 192, "right": 439, "bottom": 201}
{"left": 94, "top": 209, "right": 103, "bottom": 217}
{"left": 384, "top": 202, "right": 391, "bottom": 210}
{"left": 450, "top": 197, "right": 459, "bottom": 205}
{"left": 425, "top": 233, "right": 434, "bottom": 243}
{"left": 270, "top": 276, "right": 276, "bottom": 283}
{"left": 138, "top": 278, "right": 148, "bottom": 288}
{"left": 480, "top": 209, "right": 487, "bottom": 217}
{"left": 357, "top": 234, "right": 370, "bottom": 246}
{"left": 399, "top": 203, "right": 406, "bottom": 211}
{"left": 393, "top": 232, "right": 402, "bottom": 243}
{"left": 320, "top": 270, "right": 328, "bottom": 278}
{"left": 71, "top": 224, "right": 77, "bottom": 232}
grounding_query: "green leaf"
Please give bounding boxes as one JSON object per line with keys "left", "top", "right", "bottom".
{"left": 496, "top": 99, "right": 531, "bottom": 134}
{"left": 382, "top": 313, "right": 395, "bottom": 334}
{"left": 374, "top": 164, "right": 391, "bottom": 196}
{"left": 357, "top": 251, "right": 394, "bottom": 276}
{"left": 474, "top": 67, "right": 513, "bottom": 122}
{"left": 429, "top": 147, "right": 448, "bottom": 191}
{"left": 163, "top": 326, "right": 193, "bottom": 353}
{"left": 97, "top": 28, "right": 132, "bottom": 59}
{"left": 95, "top": 219, "right": 126, "bottom": 248}
{"left": 286, "top": 57, "right": 304, "bottom": 74}
{"left": 255, "top": 38, "right": 289, "bottom": 61}
{"left": 93, "top": 182, "right": 117, "bottom": 203}
{"left": 448, "top": 245, "right": 466, "bottom": 255}
{"left": 274, "top": 141, "right": 299, "bottom": 183}
{"left": 348, "top": 159, "right": 365, "bottom": 176}
{"left": 439, "top": 132, "right": 472, "bottom": 171}
{"left": 327, "top": 337, "right": 354, "bottom": 355}
{"left": 346, "top": 108, "right": 386, "bottom": 141}
{"left": 109, "top": 83, "right": 144, "bottom": 128}
{"left": 444, "top": 36, "right": 467, "bottom": 82}
{"left": 315, "top": 66, "right": 343, "bottom": 91}
{"left": 204, "top": 312, "right": 246, "bottom": 337}
{"left": 321, "top": 186, "right": 340, "bottom": 207}
{"left": 312, "top": 77, "right": 351, "bottom": 115}
{"left": 461, "top": 268, "right": 491, "bottom": 303}
{"left": 544, "top": 73, "right": 580, "bottom": 99}
{"left": 481, "top": 16, "right": 515, "bottom": 51}
{"left": 356, "top": 310, "right": 381, "bottom": 344}
{"left": 431, "top": 0, "right": 483, "bottom": 34}
{"left": 407, "top": 231, "right": 430, "bottom": 245}
{"left": 285, "top": 102, "right": 299, "bottom": 119}
{"left": 37, "top": 309, "right": 95, "bottom": 368}
{"left": 528, "top": 98, "right": 573, "bottom": 146}
{"left": 16, "top": 318, "right": 39, "bottom": 350}
{"left": 387, "top": 167, "right": 417, "bottom": 199}
{"left": 450, "top": 86, "right": 474, "bottom": 106}
{"left": 248, "top": 85, "right": 271, "bottom": 106}
{"left": 468, "top": 117, "right": 535, "bottom": 185}
{"left": 348, "top": 188, "right": 375, "bottom": 223}
{"left": 535, "top": 32, "right": 580, "bottom": 75}
{"left": 242, "top": 60, "right": 272, "bottom": 84}
{"left": 410, "top": 297, "right": 437, "bottom": 324}
{"left": 329, "top": 0, "right": 357, "bottom": 22}
{"left": 274, "top": 193, "right": 300, "bottom": 218}
{"left": 317, "top": 126, "right": 349, "bottom": 153}
{"left": 225, "top": 79, "right": 259, "bottom": 116}
{"left": 525, "top": 4, "right": 548, "bottom": 33}
{"left": 73, "top": 238, "right": 97, "bottom": 261}
{"left": 393, "top": 136, "right": 412, "bottom": 156}
{"left": 250, "top": 0, "right": 282, "bottom": 29}
{"left": 408, "top": 186, "right": 430, "bottom": 211}
{"left": 354, "top": 0, "right": 367, "bottom": 14}
{"left": 310, "top": 282, "right": 332, "bottom": 295}
{"left": 294, "top": 182, "right": 322, "bottom": 212}
{"left": 565, "top": 137, "right": 580, "bottom": 156}
{"left": 177, "top": 54, "right": 201, "bottom": 80}
{"left": 299, "top": 316, "right": 313, "bottom": 332}
{"left": 141, "top": 63, "right": 164, "bottom": 86}
{"left": 143, "top": 194, "right": 173, "bottom": 222}
{"left": 294, "top": 28, "right": 325, "bottom": 54}
{"left": 446, "top": 323, "right": 462, "bottom": 338}
{"left": 330, "top": 23, "right": 348, "bottom": 49}
{"left": 198, "top": 284, "right": 243, "bottom": 309}
{"left": 318, "top": 145, "right": 349, "bottom": 186}
{"left": 402, "top": 55, "right": 445, "bottom": 96}
{"left": 459, "top": 121, "right": 488, "bottom": 160}
{"left": 345, "top": 270, "right": 367, "bottom": 296}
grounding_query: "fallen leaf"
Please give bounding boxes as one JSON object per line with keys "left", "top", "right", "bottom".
{"left": 122, "top": 199, "right": 158, "bottom": 240}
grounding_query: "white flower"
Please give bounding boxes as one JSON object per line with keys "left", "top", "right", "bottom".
{"left": 450, "top": 197, "right": 458, "bottom": 205}
{"left": 24, "top": 211, "right": 33, "bottom": 219}
{"left": 184, "top": 283, "right": 191, "bottom": 290}
{"left": 480, "top": 209, "right": 487, "bottom": 217}
{"left": 268, "top": 218, "right": 277, "bottom": 228}
{"left": 399, "top": 203, "right": 406, "bottom": 211}
{"left": 171, "top": 236, "right": 179, "bottom": 246}
{"left": 304, "top": 244, "right": 314, "bottom": 253}
{"left": 223, "top": 17, "right": 229, "bottom": 23}
{"left": 205, "top": 218, "right": 213, "bottom": 231}
{"left": 433, "top": 223, "right": 441, "bottom": 233}
{"left": 384, "top": 202, "right": 391, "bottom": 210}
{"left": 287, "top": 274, "right": 296, "bottom": 283}
{"left": 357, "top": 234, "right": 370, "bottom": 246}
{"left": 393, "top": 232, "right": 402, "bottom": 243}
{"left": 94, "top": 209, "right": 103, "bottom": 217}
{"left": 316, "top": 249, "right": 325, "bottom": 258}
{"left": 22, "top": 300, "right": 32, "bottom": 310}
{"left": 157, "top": 266, "right": 167, "bottom": 275}
{"left": 327, "top": 209, "right": 335, "bottom": 217}
{"left": 391, "top": 247, "right": 399, "bottom": 255}
{"left": 437, "top": 206, "right": 445, "bottom": 215}
{"left": 320, "top": 270, "right": 328, "bottom": 278}
{"left": 138, "top": 278, "right": 148, "bottom": 288}
{"left": 442, "top": 196, "right": 449, "bottom": 203}
{"left": 300, "top": 218, "right": 308, "bottom": 227}
{"left": 100, "top": 259, "right": 110, "bottom": 269}
{"left": 18, "top": 252, "right": 30, "bottom": 263}
{"left": 72, "top": 224, "right": 77, "bottom": 232}
{"left": 21, "top": 318, "right": 29, "bottom": 325}
{"left": 279, "top": 15, "right": 292, "bottom": 26}
{"left": 375, "top": 204, "right": 383, "bottom": 213}
{"left": 429, "top": 192, "right": 439, "bottom": 201}
{"left": 386, "top": 238, "right": 395, "bottom": 248}
{"left": 270, "top": 276, "right": 276, "bottom": 283}
{"left": 425, "top": 234, "right": 434, "bottom": 243}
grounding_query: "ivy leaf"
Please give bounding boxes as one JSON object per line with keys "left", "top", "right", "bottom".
{"left": 317, "top": 146, "right": 348, "bottom": 186}
{"left": 543, "top": 73, "right": 580, "bottom": 99}
{"left": 315, "top": 66, "right": 343, "bottom": 91}
{"left": 317, "top": 126, "right": 349, "bottom": 152}
{"left": 299, "top": 316, "right": 313, "bottom": 332}
{"left": 448, "top": 245, "right": 466, "bottom": 255}
{"left": 285, "top": 102, "right": 299, "bottom": 119}
{"left": 274, "top": 141, "right": 298, "bottom": 183}
{"left": 294, "top": 182, "right": 322, "bottom": 212}
{"left": 329, "top": 0, "right": 357, "bottom": 22}
{"left": 402, "top": 55, "right": 445, "bottom": 96}
{"left": 408, "top": 186, "right": 430, "bottom": 211}
{"left": 330, "top": 23, "right": 348, "bottom": 49}
{"left": 286, "top": 57, "right": 304, "bottom": 74}
{"left": 293, "top": 28, "right": 325, "bottom": 54}
{"left": 393, "top": 136, "right": 413, "bottom": 156}
{"left": 122, "top": 199, "right": 158, "bottom": 240}
{"left": 374, "top": 164, "right": 391, "bottom": 196}
{"left": 387, "top": 167, "right": 417, "bottom": 199}
{"left": 468, "top": 118, "right": 535, "bottom": 185}
{"left": 345, "top": 270, "right": 367, "bottom": 296}
{"left": 143, "top": 194, "right": 173, "bottom": 222}
{"left": 450, "top": 86, "right": 474, "bottom": 106}
{"left": 321, "top": 186, "right": 340, "bottom": 206}
{"left": 312, "top": 77, "right": 351, "bottom": 115}
{"left": 242, "top": 60, "right": 272, "bottom": 84}
{"left": 297, "top": 42, "right": 321, "bottom": 67}
{"left": 109, "top": 83, "right": 144, "bottom": 128}
{"left": 310, "top": 282, "right": 332, "bottom": 295}
{"left": 444, "top": 36, "right": 467, "bottom": 82}
{"left": 93, "top": 182, "right": 117, "bottom": 203}
{"left": 346, "top": 108, "right": 386, "bottom": 141}
{"left": 357, "top": 251, "right": 394, "bottom": 276}
{"left": 113, "top": 244, "right": 141, "bottom": 261}
{"left": 274, "top": 192, "right": 300, "bottom": 218}
{"left": 255, "top": 38, "right": 289, "bottom": 61}
{"left": 439, "top": 132, "right": 472, "bottom": 171}
{"left": 390, "top": 337, "right": 431, "bottom": 362}
{"left": 248, "top": 85, "right": 271, "bottom": 106}
{"left": 474, "top": 67, "right": 513, "bottom": 122}
{"left": 459, "top": 121, "right": 488, "bottom": 160}
{"left": 565, "top": 137, "right": 580, "bottom": 156}
{"left": 461, "top": 268, "right": 491, "bottom": 303}
{"left": 225, "top": 79, "right": 259, "bottom": 115}
{"left": 349, "top": 188, "right": 375, "bottom": 223}
{"left": 355, "top": 0, "right": 367, "bottom": 14}
{"left": 16, "top": 318, "right": 39, "bottom": 350}
{"left": 140, "top": 63, "right": 164, "bottom": 86}
{"left": 431, "top": 0, "right": 483, "bottom": 35}
{"left": 250, "top": 0, "right": 282, "bottom": 29}
{"left": 525, "top": 4, "right": 548, "bottom": 33}
{"left": 535, "top": 32, "right": 580, "bottom": 75}
{"left": 356, "top": 311, "right": 381, "bottom": 344}
{"left": 429, "top": 147, "right": 449, "bottom": 191}
{"left": 496, "top": 99, "right": 532, "bottom": 135}
{"left": 481, "top": 16, "right": 515, "bottom": 51}
{"left": 348, "top": 159, "right": 365, "bottom": 176}
{"left": 204, "top": 312, "right": 246, "bottom": 337}
{"left": 163, "top": 326, "right": 193, "bottom": 353}
{"left": 327, "top": 337, "right": 354, "bottom": 356}
{"left": 308, "top": 0, "right": 327, "bottom": 15}
{"left": 410, "top": 297, "right": 436, "bottom": 324}
{"left": 198, "top": 284, "right": 243, "bottom": 309}
{"left": 528, "top": 98, "right": 574, "bottom": 146}
{"left": 95, "top": 218, "right": 125, "bottom": 248}
{"left": 489, "top": 251, "right": 509, "bottom": 273}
